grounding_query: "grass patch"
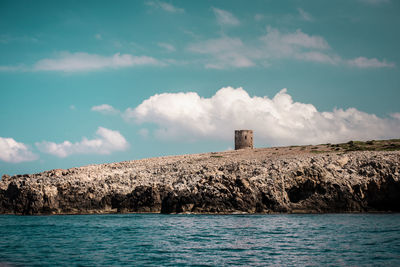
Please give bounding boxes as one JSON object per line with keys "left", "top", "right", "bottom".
{"left": 310, "top": 150, "right": 326, "bottom": 154}
{"left": 335, "top": 139, "right": 400, "bottom": 152}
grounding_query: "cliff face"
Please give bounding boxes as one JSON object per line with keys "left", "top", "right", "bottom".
{"left": 1, "top": 146, "right": 399, "bottom": 215}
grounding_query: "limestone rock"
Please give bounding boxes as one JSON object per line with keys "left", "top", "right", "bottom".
{"left": 0, "top": 148, "right": 399, "bottom": 215}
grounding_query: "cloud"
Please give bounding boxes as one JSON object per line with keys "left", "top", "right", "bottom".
{"left": 95, "top": 34, "right": 102, "bottom": 40}
{"left": 358, "top": 0, "right": 390, "bottom": 4}
{"left": 188, "top": 27, "right": 336, "bottom": 69}
{"left": 36, "top": 127, "right": 129, "bottom": 158}
{"left": 0, "top": 65, "right": 28, "bottom": 72}
{"left": 188, "top": 26, "right": 393, "bottom": 69}
{"left": 0, "top": 137, "right": 38, "bottom": 163}
{"left": 188, "top": 37, "right": 255, "bottom": 69}
{"left": 33, "top": 52, "right": 163, "bottom": 72}
{"left": 259, "top": 26, "right": 338, "bottom": 64}
{"left": 146, "top": 1, "right": 184, "bottom": 13}
{"left": 212, "top": 7, "right": 240, "bottom": 26}
{"left": 254, "top": 14, "right": 265, "bottom": 21}
{"left": 347, "top": 57, "right": 395, "bottom": 68}
{"left": 158, "top": 42, "right": 176, "bottom": 52}
{"left": 91, "top": 104, "right": 119, "bottom": 115}
{"left": 0, "top": 35, "right": 38, "bottom": 44}
{"left": 295, "top": 52, "right": 340, "bottom": 65}
{"left": 261, "top": 26, "right": 330, "bottom": 51}
{"left": 1, "top": 29, "right": 394, "bottom": 72}
{"left": 297, "top": 8, "right": 313, "bottom": 21}
{"left": 124, "top": 87, "right": 400, "bottom": 145}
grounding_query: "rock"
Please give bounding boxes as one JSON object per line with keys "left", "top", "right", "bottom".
{"left": 326, "top": 164, "right": 339, "bottom": 171}
{"left": 1, "top": 175, "right": 10, "bottom": 182}
{"left": 0, "top": 148, "right": 399, "bottom": 215}
{"left": 337, "top": 156, "right": 349, "bottom": 167}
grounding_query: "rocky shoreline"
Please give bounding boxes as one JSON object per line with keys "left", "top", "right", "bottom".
{"left": 1, "top": 141, "right": 399, "bottom": 215}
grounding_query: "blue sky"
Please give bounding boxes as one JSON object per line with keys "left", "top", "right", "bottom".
{"left": 1, "top": 0, "right": 399, "bottom": 175}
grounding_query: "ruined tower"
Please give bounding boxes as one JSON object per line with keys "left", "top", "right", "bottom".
{"left": 235, "top": 130, "right": 253, "bottom": 150}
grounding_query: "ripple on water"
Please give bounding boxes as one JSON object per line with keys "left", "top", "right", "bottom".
{"left": 0, "top": 214, "right": 399, "bottom": 266}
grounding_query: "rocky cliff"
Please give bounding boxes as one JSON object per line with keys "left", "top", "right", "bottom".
{"left": 1, "top": 140, "right": 400, "bottom": 215}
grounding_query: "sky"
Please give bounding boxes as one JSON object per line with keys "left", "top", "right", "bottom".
{"left": 1, "top": 0, "right": 400, "bottom": 175}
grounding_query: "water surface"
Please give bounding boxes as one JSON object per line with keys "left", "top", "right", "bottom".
{"left": 0, "top": 214, "right": 399, "bottom": 266}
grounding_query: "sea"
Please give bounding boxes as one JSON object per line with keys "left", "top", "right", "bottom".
{"left": 0, "top": 214, "right": 399, "bottom": 266}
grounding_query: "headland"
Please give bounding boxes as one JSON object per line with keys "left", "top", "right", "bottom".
{"left": 1, "top": 139, "right": 399, "bottom": 215}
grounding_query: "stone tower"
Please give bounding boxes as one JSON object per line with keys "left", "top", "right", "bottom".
{"left": 235, "top": 130, "right": 253, "bottom": 150}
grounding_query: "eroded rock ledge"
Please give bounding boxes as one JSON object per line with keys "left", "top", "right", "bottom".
{"left": 1, "top": 146, "right": 399, "bottom": 215}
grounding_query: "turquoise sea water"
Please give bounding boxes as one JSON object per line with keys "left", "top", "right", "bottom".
{"left": 0, "top": 214, "right": 399, "bottom": 266}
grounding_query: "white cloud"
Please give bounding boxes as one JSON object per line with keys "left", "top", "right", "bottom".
{"left": 188, "top": 26, "right": 393, "bottom": 69}
{"left": 188, "top": 27, "right": 335, "bottom": 69}
{"left": 95, "top": 34, "right": 102, "bottom": 40}
{"left": 347, "top": 57, "right": 395, "bottom": 68}
{"left": 212, "top": 7, "right": 240, "bottom": 26}
{"left": 124, "top": 87, "right": 400, "bottom": 145}
{"left": 298, "top": 8, "right": 313, "bottom": 21}
{"left": 33, "top": 52, "right": 163, "bottom": 72}
{"left": 36, "top": 127, "right": 129, "bottom": 158}
{"left": 261, "top": 26, "right": 330, "bottom": 52}
{"left": 295, "top": 52, "right": 340, "bottom": 65}
{"left": 70, "top": 105, "right": 76, "bottom": 110}
{"left": 1, "top": 28, "right": 394, "bottom": 72}
{"left": 146, "top": 1, "right": 184, "bottom": 13}
{"left": 188, "top": 37, "right": 255, "bottom": 69}
{"left": 158, "top": 42, "right": 176, "bottom": 52}
{"left": 91, "top": 104, "right": 119, "bottom": 115}
{"left": 0, "top": 137, "right": 38, "bottom": 163}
